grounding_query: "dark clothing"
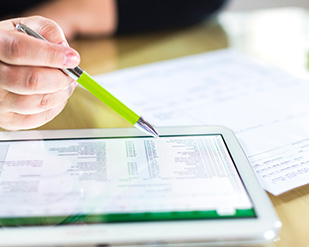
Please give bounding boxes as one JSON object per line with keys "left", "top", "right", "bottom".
{"left": 0, "top": 0, "right": 43, "bottom": 19}
{"left": 1, "top": 0, "right": 226, "bottom": 34}
{"left": 116, "top": 0, "right": 226, "bottom": 34}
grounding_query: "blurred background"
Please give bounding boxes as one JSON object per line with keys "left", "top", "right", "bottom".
{"left": 226, "top": 0, "right": 309, "bottom": 11}
{"left": 217, "top": 0, "right": 309, "bottom": 80}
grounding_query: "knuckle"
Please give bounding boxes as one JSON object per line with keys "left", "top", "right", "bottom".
{"left": 0, "top": 64, "right": 42, "bottom": 94}
{"left": 26, "top": 69, "right": 41, "bottom": 92}
{"left": 40, "top": 94, "right": 51, "bottom": 110}
{"left": 11, "top": 93, "right": 55, "bottom": 114}
{"left": 2, "top": 35, "right": 24, "bottom": 62}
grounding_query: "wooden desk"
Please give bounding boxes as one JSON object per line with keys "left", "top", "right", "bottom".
{"left": 37, "top": 8, "right": 309, "bottom": 247}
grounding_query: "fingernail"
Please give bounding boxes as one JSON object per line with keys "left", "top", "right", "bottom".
{"left": 63, "top": 51, "right": 80, "bottom": 67}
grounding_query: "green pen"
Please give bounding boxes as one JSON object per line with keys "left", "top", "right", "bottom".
{"left": 16, "top": 23, "right": 159, "bottom": 138}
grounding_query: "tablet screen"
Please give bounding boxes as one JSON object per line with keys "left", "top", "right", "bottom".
{"left": 0, "top": 134, "right": 256, "bottom": 226}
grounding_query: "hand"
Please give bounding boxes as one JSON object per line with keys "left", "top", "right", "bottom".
{"left": 0, "top": 16, "right": 80, "bottom": 130}
{"left": 24, "top": 0, "right": 117, "bottom": 40}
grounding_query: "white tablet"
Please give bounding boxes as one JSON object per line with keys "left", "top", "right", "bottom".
{"left": 0, "top": 126, "right": 281, "bottom": 247}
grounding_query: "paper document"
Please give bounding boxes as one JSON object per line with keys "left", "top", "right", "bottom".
{"left": 95, "top": 49, "right": 309, "bottom": 195}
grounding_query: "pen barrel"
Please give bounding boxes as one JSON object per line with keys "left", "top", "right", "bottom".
{"left": 77, "top": 72, "right": 140, "bottom": 125}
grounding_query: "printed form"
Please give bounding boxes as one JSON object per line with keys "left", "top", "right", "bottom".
{"left": 95, "top": 49, "right": 309, "bottom": 195}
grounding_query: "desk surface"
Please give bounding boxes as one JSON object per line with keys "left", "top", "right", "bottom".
{"left": 37, "top": 7, "right": 309, "bottom": 247}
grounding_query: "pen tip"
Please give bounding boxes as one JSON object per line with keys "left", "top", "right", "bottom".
{"left": 149, "top": 127, "right": 160, "bottom": 138}
{"left": 134, "top": 117, "right": 159, "bottom": 138}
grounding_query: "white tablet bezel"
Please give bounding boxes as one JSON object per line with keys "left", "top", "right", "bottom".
{"left": 0, "top": 126, "right": 281, "bottom": 247}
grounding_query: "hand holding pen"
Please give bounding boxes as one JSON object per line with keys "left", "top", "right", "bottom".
{"left": 0, "top": 16, "right": 80, "bottom": 130}
{"left": 0, "top": 16, "right": 158, "bottom": 137}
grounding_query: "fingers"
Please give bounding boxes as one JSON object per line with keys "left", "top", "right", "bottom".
{"left": 0, "top": 102, "right": 67, "bottom": 131}
{"left": 0, "top": 16, "right": 80, "bottom": 67}
{"left": 0, "top": 16, "right": 80, "bottom": 130}
{"left": 0, "top": 68, "right": 76, "bottom": 130}
{"left": 0, "top": 82, "right": 76, "bottom": 115}
{"left": 0, "top": 62, "right": 75, "bottom": 94}
{"left": 0, "top": 31, "right": 80, "bottom": 68}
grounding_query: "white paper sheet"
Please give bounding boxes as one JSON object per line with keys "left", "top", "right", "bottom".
{"left": 94, "top": 49, "right": 309, "bottom": 195}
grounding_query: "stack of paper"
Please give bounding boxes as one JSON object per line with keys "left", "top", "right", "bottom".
{"left": 95, "top": 49, "right": 309, "bottom": 195}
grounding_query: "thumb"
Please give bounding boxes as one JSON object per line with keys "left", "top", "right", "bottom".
{"left": 0, "top": 31, "right": 80, "bottom": 68}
